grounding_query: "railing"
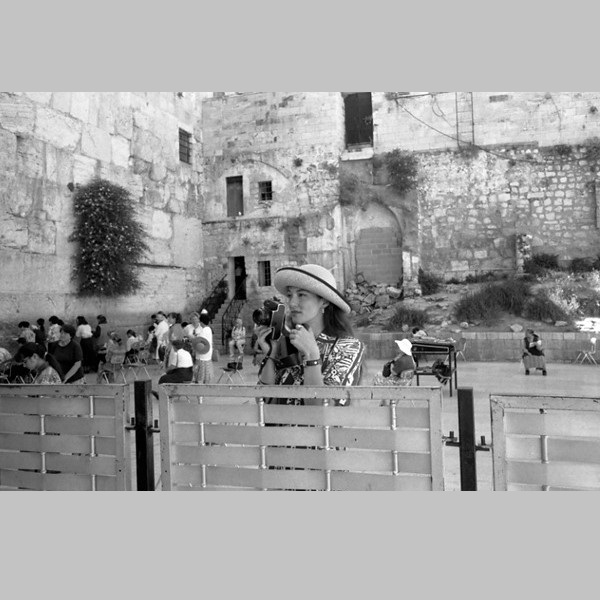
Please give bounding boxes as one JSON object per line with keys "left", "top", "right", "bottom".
{"left": 199, "top": 275, "right": 228, "bottom": 322}
{"left": 221, "top": 276, "right": 247, "bottom": 346}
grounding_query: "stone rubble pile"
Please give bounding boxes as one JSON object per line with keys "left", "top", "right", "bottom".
{"left": 345, "top": 274, "right": 403, "bottom": 314}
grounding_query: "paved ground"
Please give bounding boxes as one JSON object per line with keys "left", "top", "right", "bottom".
{"left": 90, "top": 356, "right": 600, "bottom": 491}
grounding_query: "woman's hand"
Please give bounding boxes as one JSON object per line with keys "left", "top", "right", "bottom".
{"left": 255, "top": 325, "right": 276, "bottom": 356}
{"left": 288, "top": 324, "right": 320, "bottom": 360}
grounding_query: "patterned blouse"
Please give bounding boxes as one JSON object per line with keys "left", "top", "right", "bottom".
{"left": 273, "top": 333, "right": 365, "bottom": 406}
{"left": 34, "top": 364, "right": 62, "bottom": 385}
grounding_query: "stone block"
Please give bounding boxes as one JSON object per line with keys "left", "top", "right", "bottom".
{"left": 0, "top": 94, "right": 36, "bottom": 135}
{"left": 0, "top": 128, "right": 17, "bottom": 171}
{"left": 51, "top": 92, "right": 72, "bottom": 113}
{"left": 173, "top": 215, "right": 203, "bottom": 268}
{"left": 72, "top": 154, "right": 98, "bottom": 185}
{"left": 70, "top": 92, "right": 90, "bottom": 121}
{"left": 81, "top": 125, "right": 112, "bottom": 162}
{"left": 151, "top": 209, "right": 172, "bottom": 240}
{"left": 111, "top": 135, "right": 130, "bottom": 168}
{"left": 28, "top": 218, "right": 56, "bottom": 254}
{"left": 35, "top": 107, "right": 81, "bottom": 150}
{"left": 24, "top": 92, "right": 52, "bottom": 105}
{"left": 115, "top": 106, "right": 134, "bottom": 139}
{"left": 0, "top": 216, "right": 28, "bottom": 248}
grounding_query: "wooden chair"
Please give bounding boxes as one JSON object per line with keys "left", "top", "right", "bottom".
{"left": 100, "top": 351, "right": 128, "bottom": 383}
{"left": 124, "top": 342, "right": 151, "bottom": 380}
{"left": 455, "top": 337, "right": 467, "bottom": 361}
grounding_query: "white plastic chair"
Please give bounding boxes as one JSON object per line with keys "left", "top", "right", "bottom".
{"left": 575, "top": 337, "right": 597, "bottom": 365}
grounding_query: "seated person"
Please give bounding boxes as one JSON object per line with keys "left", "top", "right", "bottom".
{"left": 158, "top": 339, "right": 194, "bottom": 384}
{"left": 97, "top": 332, "right": 126, "bottom": 383}
{"left": 125, "top": 330, "right": 143, "bottom": 362}
{"left": 372, "top": 338, "right": 416, "bottom": 389}
{"left": 523, "top": 328, "right": 547, "bottom": 376}
{"left": 411, "top": 326, "right": 428, "bottom": 339}
{"left": 228, "top": 318, "right": 246, "bottom": 359}
{"left": 19, "top": 342, "right": 63, "bottom": 384}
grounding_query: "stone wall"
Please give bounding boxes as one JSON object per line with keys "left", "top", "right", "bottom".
{"left": 0, "top": 91, "right": 211, "bottom": 339}
{"left": 416, "top": 144, "right": 600, "bottom": 278}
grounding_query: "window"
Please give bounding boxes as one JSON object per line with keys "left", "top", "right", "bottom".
{"left": 343, "top": 92, "right": 373, "bottom": 147}
{"left": 258, "top": 260, "right": 271, "bottom": 287}
{"left": 226, "top": 176, "right": 244, "bottom": 217}
{"left": 258, "top": 180, "right": 273, "bottom": 202}
{"left": 179, "top": 128, "right": 192, "bottom": 164}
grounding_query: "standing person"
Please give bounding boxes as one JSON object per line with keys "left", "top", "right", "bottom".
{"left": 47, "top": 316, "right": 62, "bottom": 349}
{"left": 191, "top": 312, "right": 214, "bottom": 384}
{"left": 228, "top": 318, "right": 246, "bottom": 359}
{"left": 167, "top": 312, "right": 184, "bottom": 343}
{"left": 523, "top": 328, "right": 547, "bottom": 376}
{"left": 153, "top": 311, "right": 170, "bottom": 362}
{"left": 184, "top": 312, "right": 202, "bottom": 338}
{"left": 75, "top": 315, "right": 95, "bottom": 373}
{"left": 92, "top": 315, "right": 109, "bottom": 371}
{"left": 34, "top": 318, "right": 47, "bottom": 348}
{"left": 255, "top": 264, "right": 365, "bottom": 405}
{"left": 19, "top": 342, "right": 63, "bottom": 384}
{"left": 49, "top": 324, "right": 85, "bottom": 384}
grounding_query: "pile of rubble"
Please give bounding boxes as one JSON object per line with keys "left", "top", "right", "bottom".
{"left": 345, "top": 274, "right": 403, "bottom": 314}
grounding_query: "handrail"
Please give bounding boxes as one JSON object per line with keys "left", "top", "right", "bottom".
{"left": 221, "top": 276, "right": 247, "bottom": 346}
{"left": 200, "top": 275, "right": 228, "bottom": 322}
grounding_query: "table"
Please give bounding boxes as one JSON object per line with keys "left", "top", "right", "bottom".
{"left": 410, "top": 338, "right": 458, "bottom": 397}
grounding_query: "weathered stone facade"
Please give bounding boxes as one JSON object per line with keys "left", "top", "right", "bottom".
{"left": 0, "top": 91, "right": 210, "bottom": 337}
{"left": 3, "top": 91, "right": 600, "bottom": 342}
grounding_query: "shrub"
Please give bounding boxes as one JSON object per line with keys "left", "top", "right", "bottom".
{"left": 383, "top": 149, "right": 419, "bottom": 195}
{"left": 454, "top": 279, "right": 532, "bottom": 323}
{"left": 387, "top": 305, "right": 428, "bottom": 330}
{"left": 570, "top": 257, "right": 594, "bottom": 273}
{"left": 531, "top": 253, "right": 560, "bottom": 270}
{"left": 69, "top": 179, "right": 149, "bottom": 296}
{"left": 355, "top": 315, "right": 371, "bottom": 328}
{"left": 418, "top": 268, "right": 442, "bottom": 295}
{"left": 464, "top": 271, "right": 499, "bottom": 284}
{"left": 523, "top": 293, "right": 570, "bottom": 322}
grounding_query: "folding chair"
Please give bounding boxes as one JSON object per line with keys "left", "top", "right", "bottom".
{"left": 100, "top": 352, "right": 128, "bottom": 383}
{"left": 123, "top": 342, "right": 151, "bottom": 380}
{"left": 575, "top": 337, "right": 597, "bottom": 365}
{"left": 217, "top": 353, "right": 245, "bottom": 384}
{"left": 455, "top": 337, "right": 467, "bottom": 361}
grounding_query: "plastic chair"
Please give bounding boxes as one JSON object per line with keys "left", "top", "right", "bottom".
{"left": 575, "top": 337, "right": 597, "bottom": 365}
{"left": 455, "top": 338, "right": 467, "bottom": 361}
{"left": 217, "top": 354, "right": 245, "bottom": 384}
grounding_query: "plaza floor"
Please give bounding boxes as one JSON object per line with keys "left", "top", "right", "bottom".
{"left": 92, "top": 356, "right": 600, "bottom": 491}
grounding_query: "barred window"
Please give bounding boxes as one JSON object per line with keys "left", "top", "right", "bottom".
{"left": 258, "top": 181, "right": 273, "bottom": 202}
{"left": 258, "top": 260, "right": 272, "bottom": 287}
{"left": 179, "top": 128, "right": 192, "bottom": 164}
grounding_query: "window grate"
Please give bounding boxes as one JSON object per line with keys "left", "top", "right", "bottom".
{"left": 258, "top": 260, "right": 272, "bottom": 287}
{"left": 179, "top": 128, "right": 192, "bottom": 164}
{"left": 258, "top": 180, "right": 273, "bottom": 202}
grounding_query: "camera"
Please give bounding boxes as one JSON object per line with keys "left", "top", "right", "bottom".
{"left": 252, "top": 298, "right": 288, "bottom": 341}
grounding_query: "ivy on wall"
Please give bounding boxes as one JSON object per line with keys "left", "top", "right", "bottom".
{"left": 69, "top": 178, "right": 149, "bottom": 296}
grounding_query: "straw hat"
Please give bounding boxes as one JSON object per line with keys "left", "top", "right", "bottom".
{"left": 273, "top": 264, "right": 350, "bottom": 313}
{"left": 395, "top": 339, "right": 413, "bottom": 355}
{"left": 191, "top": 336, "right": 210, "bottom": 354}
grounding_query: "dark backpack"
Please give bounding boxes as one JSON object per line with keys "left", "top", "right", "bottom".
{"left": 382, "top": 360, "right": 393, "bottom": 378}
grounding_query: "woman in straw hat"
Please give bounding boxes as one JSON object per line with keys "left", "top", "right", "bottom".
{"left": 255, "top": 263, "right": 365, "bottom": 405}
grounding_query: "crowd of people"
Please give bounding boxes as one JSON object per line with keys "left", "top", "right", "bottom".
{"left": 0, "top": 309, "right": 216, "bottom": 387}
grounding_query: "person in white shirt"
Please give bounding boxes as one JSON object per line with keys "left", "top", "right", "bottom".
{"left": 158, "top": 339, "right": 193, "bottom": 384}
{"left": 75, "top": 315, "right": 95, "bottom": 373}
{"left": 153, "top": 311, "right": 170, "bottom": 361}
{"left": 194, "top": 312, "right": 214, "bottom": 383}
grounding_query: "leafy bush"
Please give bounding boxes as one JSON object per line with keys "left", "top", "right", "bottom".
{"left": 383, "top": 149, "right": 418, "bottom": 195}
{"left": 418, "top": 268, "right": 442, "bottom": 295}
{"left": 454, "top": 279, "right": 532, "bottom": 323}
{"left": 387, "top": 305, "right": 428, "bottom": 330}
{"left": 570, "top": 257, "right": 594, "bottom": 273}
{"left": 531, "top": 253, "right": 560, "bottom": 270}
{"left": 523, "top": 293, "right": 570, "bottom": 322}
{"left": 69, "top": 179, "right": 149, "bottom": 296}
{"left": 464, "top": 271, "right": 501, "bottom": 284}
{"left": 355, "top": 315, "right": 371, "bottom": 328}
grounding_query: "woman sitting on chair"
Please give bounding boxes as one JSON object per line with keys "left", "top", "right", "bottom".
{"left": 228, "top": 318, "right": 246, "bottom": 359}
{"left": 158, "top": 339, "right": 194, "bottom": 384}
{"left": 372, "top": 339, "right": 416, "bottom": 388}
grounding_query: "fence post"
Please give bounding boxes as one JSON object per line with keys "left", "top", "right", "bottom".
{"left": 134, "top": 380, "right": 155, "bottom": 491}
{"left": 457, "top": 387, "right": 477, "bottom": 491}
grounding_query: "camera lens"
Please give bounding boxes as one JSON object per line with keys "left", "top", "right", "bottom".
{"left": 252, "top": 308, "right": 271, "bottom": 327}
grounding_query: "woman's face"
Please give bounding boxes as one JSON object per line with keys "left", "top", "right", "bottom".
{"left": 59, "top": 329, "right": 71, "bottom": 343}
{"left": 23, "top": 353, "right": 44, "bottom": 371}
{"left": 285, "top": 286, "right": 327, "bottom": 326}
{"left": 191, "top": 315, "right": 200, "bottom": 326}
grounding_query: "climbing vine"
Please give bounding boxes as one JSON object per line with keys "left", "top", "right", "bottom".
{"left": 69, "top": 178, "right": 149, "bottom": 296}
